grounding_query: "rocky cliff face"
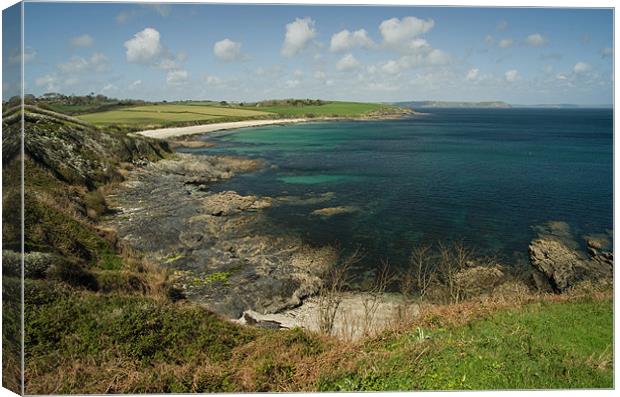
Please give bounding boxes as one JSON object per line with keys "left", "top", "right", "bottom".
{"left": 2, "top": 105, "right": 171, "bottom": 264}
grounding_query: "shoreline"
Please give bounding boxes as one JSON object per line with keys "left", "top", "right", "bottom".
{"left": 136, "top": 118, "right": 310, "bottom": 139}
{"left": 136, "top": 110, "right": 418, "bottom": 140}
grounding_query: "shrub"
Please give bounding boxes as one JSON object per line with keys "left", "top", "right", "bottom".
{"left": 46, "top": 260, "right": 98, "bottom": 290}
{"left": 83, "top": 189, "right": 107, "bottom": 220}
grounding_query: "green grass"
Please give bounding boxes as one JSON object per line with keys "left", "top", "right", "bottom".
{"left": 43, "top": 102, "right": 131, "bottom": 115}
{"left": 76, "top": 101, "right": 391, "bottom": 127}
{"left": 77, "top": 104, "right": 270, "bottom": 127}
{"left": 25, "top": 291, "right": 256, "bottom": 365}
{"left": 252, "top": 101, "right": 386, "bottom": 117}
{"left": 318, "top": 299, "right": 613, "bottom": 391}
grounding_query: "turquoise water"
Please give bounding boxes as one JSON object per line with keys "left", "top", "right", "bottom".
{"left": 186, "top": 109, "right": 613, "bottom": 268}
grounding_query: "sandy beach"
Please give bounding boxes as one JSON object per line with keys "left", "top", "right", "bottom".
{"left": 137, "top": 118, "right": 309, "bottom": 139}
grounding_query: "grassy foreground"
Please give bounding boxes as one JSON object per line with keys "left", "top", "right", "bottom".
{"left": 319, "top": 298, "right": 613, "bottom": 391}
{"left": 23, "top": 285, "right": 612, "bottom": 393}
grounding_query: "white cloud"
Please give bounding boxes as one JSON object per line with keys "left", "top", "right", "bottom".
{"left": 124, "top": 27, "right": 164, "bottom": 64}
{"left": 157, "top": 58, "right": 178, "bottom": 70}
{"left": 124, "top": 27, "right": 183, "bottom": 73}
{"left": 505, "top": 69, "right": 519, "bottom": 82}
{"left": 35, "top": 74, "right": 58, "bottom": 91}
{"left": 285, "top": 79, "right": 300, "bottom": 88}
{"left": 380, "top": 47, "right": 450, "bottom": 75}
{"left": 166, "top": 69, "right": 188, "bottom": 85}
{"left": 573, "top": 62, "right": 591, "bottom": 74}
{"left": 281, "top": 17, "right": 316, "bottom": 57}
{"left": 466, "top": 68, "right": 480, "bottom": 81}
{"left": 116, "top": 4, "right": 171, "bottom": 24}
{"left": 367, "top": 82, "right": 400, "bottom": 92}
{"left": 293, "top": 69, "right": 304, "bottom": 78}
{"left": 496, "top": 20, "right": 508, "bottom": 31}
{"left": 381, "top": 60, "right": 401, "bottom": 75}
{"left": 9, "top": 47, "right": 36, "bottom": 64}
{"left": 59, "top": 57, "right": 88, "bottom": 73}
{"left": 498, "top": 38, "right": 513, "bottom": 48}
{"left": 526, "top": 33, "right": 547, "bottom": 47}
{"left": 64, "top": 77, "right": 79, "bottom": 86}
{"left": 71, "top": 34, "right": 93, "bottom": 48}
{"left": 336, "top": 53, "right": 361, "bottom": 71}
{"left": 213, "top": 39, "right": 245, "bottom": 61}
{"left": 330, "top": 29, "right": 374, "bottom": 52}
{"left": 128, "top": 80, "right": 142, "bottom": 89}
{"left": 116, "top": 11, "right": 133, "bottom": 24}
{"left": 426, "top": 49, "right": 450, "bottom": 64}
{"left": 205, "top": 75, "right": 223, "bottom": 86}
{"left": 485, "top": 35, "right": 495, "bottom": 46}
{"left": 601, "top": 47, "right": 613, "bottom": 58}
{"left": 379, "top": 16, "right": 435, "bottom": 49}
{"left": 149, "top": 4, "right": 171, "bottom": 17}
{"left": 58, "top": 52, "right": 109, "bottom": 74}
{"left": 101, "top": 83, "right": 117, "bottom": 93}
{"left": 314, "top": 70, "right": 327, "bottom": 80}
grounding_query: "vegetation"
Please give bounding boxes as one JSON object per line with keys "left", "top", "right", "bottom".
{"left": 76, "top": 101, "right": 396, "bottom": 128}
{"left": 3, "top": 93, "right": 147, "bottom": 115}
{"left": 77, "top": 104, "right": 270, "bottom": 127}
{"left": 251, "top": 101, "right": 389, "bottom": 117}
{"left": 319, "top": 298, "right": 612, "bottom": 390}
{"left": 21, "top": 281, "right": 613, "bottom": 393}
{"left": 10, "top": 94, "right": 408, "bottom": 129}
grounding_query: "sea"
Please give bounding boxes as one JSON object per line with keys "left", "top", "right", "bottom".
{"left": 183, "top": 108, "right": 613, "bottom": 270}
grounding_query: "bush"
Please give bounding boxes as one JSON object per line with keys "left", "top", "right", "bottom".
{"left": 2, "top": 250, "right": 20, "bottom": 277}
{"left": 46, "top": 260, "right": 98, "bottom": 290}
{"left": 83, "top": 189, "right": 107, "bottom": 220}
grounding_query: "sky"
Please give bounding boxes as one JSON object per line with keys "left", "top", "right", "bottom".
{"left": 3, "top": 1, "right": 614, "bottom": 104}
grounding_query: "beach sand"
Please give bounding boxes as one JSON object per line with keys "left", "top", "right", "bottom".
{"left": 136, "top": 118, "right": 309, "bottom": 139}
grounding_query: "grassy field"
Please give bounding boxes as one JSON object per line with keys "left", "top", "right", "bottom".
{"left": 77, "top": 104, "right": 271, "bottom": 127}
{"left": 249, "top": 101, "right": 386, "bottom": 117}
{"left": 76, "top": 101, "right": 392, "bottom": 127}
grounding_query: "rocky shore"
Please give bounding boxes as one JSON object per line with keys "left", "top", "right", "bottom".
{"left": 528, "top": 221, "right": 613, "bottom": 293}
{"left": 106, "top": 153, "right": 339, "bottom": 318}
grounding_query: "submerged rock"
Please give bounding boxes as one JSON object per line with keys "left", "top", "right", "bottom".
{"left": 311, "top": 205, "right": 359, "bottom": 217}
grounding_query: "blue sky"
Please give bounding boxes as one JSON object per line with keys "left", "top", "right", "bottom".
{"left": 6, "top": 2, "right": 614, "bottom": 104}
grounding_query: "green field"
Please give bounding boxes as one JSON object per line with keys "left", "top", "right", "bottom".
{"left": 252, "top": 101, "right": 385, "bottom": 117}
{"left": 77, "top": 104, "right": 271, "bottom": 127}
{"left": 76, "top": 101, "right": 390, "bottom": 128}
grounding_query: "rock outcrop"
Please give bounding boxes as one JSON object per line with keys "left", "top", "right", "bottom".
{"left": 529, "top": 237, "right": 613, "bottom": 292}
{"left": 3, "top": 105, "right": 171, "bottom": 263}
{"left": 455, "top": 265, "right": 505, "bottom": 298}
